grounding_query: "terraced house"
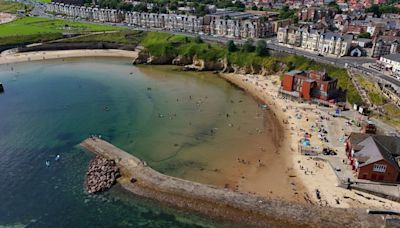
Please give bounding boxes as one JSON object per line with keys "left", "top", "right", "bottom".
{"left": 205, "top": 11, "right": 272, "bottom": 39}
{"left": 277, "top": 26, "right": 353, "bottom": 57}
{"left": 46, "top": 3, "right": 273, "bottom": 39}
{"left": 124, "top": 12, "right": 203, "bottom": 33}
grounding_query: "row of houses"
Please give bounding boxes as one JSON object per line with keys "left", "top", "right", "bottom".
{"left": 46, "top": 2, "right": 274, "bottom": 39}
{"left": 277, "top": 26, "right": 353, "bottom": 57}
{"left": 47, "top": 3, "right": 124, "bottom": 23}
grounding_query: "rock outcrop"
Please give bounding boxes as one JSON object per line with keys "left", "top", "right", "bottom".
{"left": 85, "top": 155, "right": 120, "bottom": 194}
{"left": 132, "top": 48, "right": 282, "bottom": 76}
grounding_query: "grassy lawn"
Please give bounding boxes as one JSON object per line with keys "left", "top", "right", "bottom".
{"left": 0, "top": 17, "right": 124, "bottom": 46}
{"left": 62, "top": 30, "right": 145, "bottom": 45}
{"left": 140, "top": 32, "right": 226, "bottom": 60}
{"left": 356, "top": 75, "right": 386, "bottom": 105}
{"left": 32, "top": 0, "right": 51, "bottom": 3}
{"left": 0, "top": 17, "right": 122, "bottom": 37}
{"left": 384, "top": 103, "right": 400, "bottom": 117}
{"left": 0, "top": 33, "right": 63, "bottom": 45}
{"left": 0, "top": 0, "right": 32, "bottom": 13}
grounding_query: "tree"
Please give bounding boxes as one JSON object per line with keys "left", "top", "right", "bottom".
{"left": 159, "top": 6, "right": 167, "bottom": 13}
{"left": 194, "top": 36, "right": 203, "bottom": 43}
{"left": 328, "top": 2, "right": 342, "bottom": 14}
{"left": 243, "top": 39, "right": 255, "bottom": 52}
{"left": 227, "top": 40, "right": 236, "bottom": 52}
{"left": 251, "top": 5, "right": 258, "bottom": 10}
{"left": 358, "top": 32, "right": 371, "bottom": 39}
{"left": 133, "top": 3, "right": 148, "bottom": 12}
{"left": 366, "top": 4, "right": 381, "bottom": 17}
{"left": 255, "top": 40, "right": 268, "bottom": 56}
{"left": 278, "top": 5, "right": 297, "bottom": 20}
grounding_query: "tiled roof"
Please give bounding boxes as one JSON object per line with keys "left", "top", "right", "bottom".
{"left": 349, "top": 133, "right": 400, "bottom": 170}
{"left": 381, "top": 53, "right": 400, "bottom": 62}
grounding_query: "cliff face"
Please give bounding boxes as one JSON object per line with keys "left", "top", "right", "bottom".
{"left": 132, "top": 48, "right": 276, "bottom": 75}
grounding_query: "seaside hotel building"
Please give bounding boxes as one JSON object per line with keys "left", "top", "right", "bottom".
{"left": 279, "top": 70, "right": 338, "bottom": 102}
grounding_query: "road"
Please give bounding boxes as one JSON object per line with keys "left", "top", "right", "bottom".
{"left": 13, "top": 0, "right": 400, "bottom": 90}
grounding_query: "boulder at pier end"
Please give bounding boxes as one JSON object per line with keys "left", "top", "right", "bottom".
{"left": 85, "top": 155, "right": 120, "bottom": 194}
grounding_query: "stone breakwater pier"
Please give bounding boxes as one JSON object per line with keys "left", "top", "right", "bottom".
{"left": 80, "top": 137, "right": 383, "bottom": 227}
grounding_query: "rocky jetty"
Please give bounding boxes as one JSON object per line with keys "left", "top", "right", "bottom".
{"left": 85, "top": 155, "right": 120, "bottom": 194}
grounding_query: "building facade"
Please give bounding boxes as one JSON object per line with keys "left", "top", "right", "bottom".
{"left": 46, "top": 3, "right": 273, "bottom": 39}
{"left": 346, "top": 133, "right": 400, "bottom": 183}
{"left": 280, "top": 70, "right": 338, "bottom": 101}
{"left": 277, "top": 26, "right": 353, "bottom": 57}
{"left": 371, "top": 36, "right": 400, "bottom": 58}
{"left": 379, "top": 53, "right": 400, "bottom": 75}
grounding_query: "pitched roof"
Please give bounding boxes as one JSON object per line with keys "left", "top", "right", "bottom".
{"left": 349, "top": 133, "right": 400, "bottom": 170}
{"left": 381, "top": 53, "right": 400, "bottom": 62}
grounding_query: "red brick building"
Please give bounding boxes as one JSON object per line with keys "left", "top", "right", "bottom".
{"left": 280, "top": 70, "right": 338, "bottom": 101}
{"left": 346, "top": 133, "right": 400, "bottom": 183}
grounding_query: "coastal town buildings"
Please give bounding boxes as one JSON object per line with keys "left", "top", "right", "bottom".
{"left": 277, "top": 26, "right": 352, "bottom": 57}
{"left": 379, "top": 53, "right": 400, "bottom": 75}
{"left": 296, "top": 6, "right": 335, "bottom": 22}
{"left": 46, "top": 3, "right": 274, "bottom": 39}
{"left": 279, "top": 70, "right": 338, "bottom": 101}
{"left": 371, "top": 36, "right": 400, "bottom": 58}
{"left": 346, "top": 133, "right": 400, "bottom": 183}
{"left": 204, "top": 11, "right": 273, "bottom": 39}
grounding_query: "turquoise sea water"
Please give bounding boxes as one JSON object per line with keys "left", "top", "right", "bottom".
{"left": 0, "top": 58, "right": 266, "bottom": 227}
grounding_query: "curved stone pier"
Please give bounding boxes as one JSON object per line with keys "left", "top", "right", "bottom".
{"left": 80, "top": 137, "right": 383, "bottom": 227}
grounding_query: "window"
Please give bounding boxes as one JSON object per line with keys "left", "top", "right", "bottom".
{"left": 373, "top": 164, "right": 387, "bottom": 173}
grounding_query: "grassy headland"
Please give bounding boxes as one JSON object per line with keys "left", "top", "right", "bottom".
{"left": 0, "top": 17, "right": 122, "bottom": 37}
{"left": 63, "top": 30, "right": 145, "bottom": 45}
{"left": 0, "top": 0, "right": 32, "bottom": 14}
{"left": 0, "top": 16, "right": 123, "bottom": 46}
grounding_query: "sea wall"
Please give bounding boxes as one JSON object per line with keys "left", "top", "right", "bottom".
{"left": 80, "top": 137, "right": 382, "bottom": 227}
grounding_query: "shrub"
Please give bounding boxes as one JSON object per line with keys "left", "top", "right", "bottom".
{"left": 227, "top": 40, "right": 236, "bottom": 52}
{"left": 255, "top": 40, "right": 268, "bottom": 56}
{"left": 242, "top": 39, "right": 255, "bottom": 52}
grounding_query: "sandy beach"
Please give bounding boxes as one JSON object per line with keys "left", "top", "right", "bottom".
{"left": 0, "top": 49, "right": 138, "bottom": 65}
{"left": 0, "top": 12, "right": 15, "bottom": 24}
{"left": 1, "top": 49, "right": 399, "bottom": 211}
{"left": 222, "top": 72, "right": 400, "bottom": 210}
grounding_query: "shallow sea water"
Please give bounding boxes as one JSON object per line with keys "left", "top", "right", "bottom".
{"left": 0, "top": 57, "right": 267, "bottom": 227}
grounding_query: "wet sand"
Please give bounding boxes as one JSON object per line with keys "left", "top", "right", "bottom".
{"left": 220, "top": 73, "right": 306, "bottom": 203}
